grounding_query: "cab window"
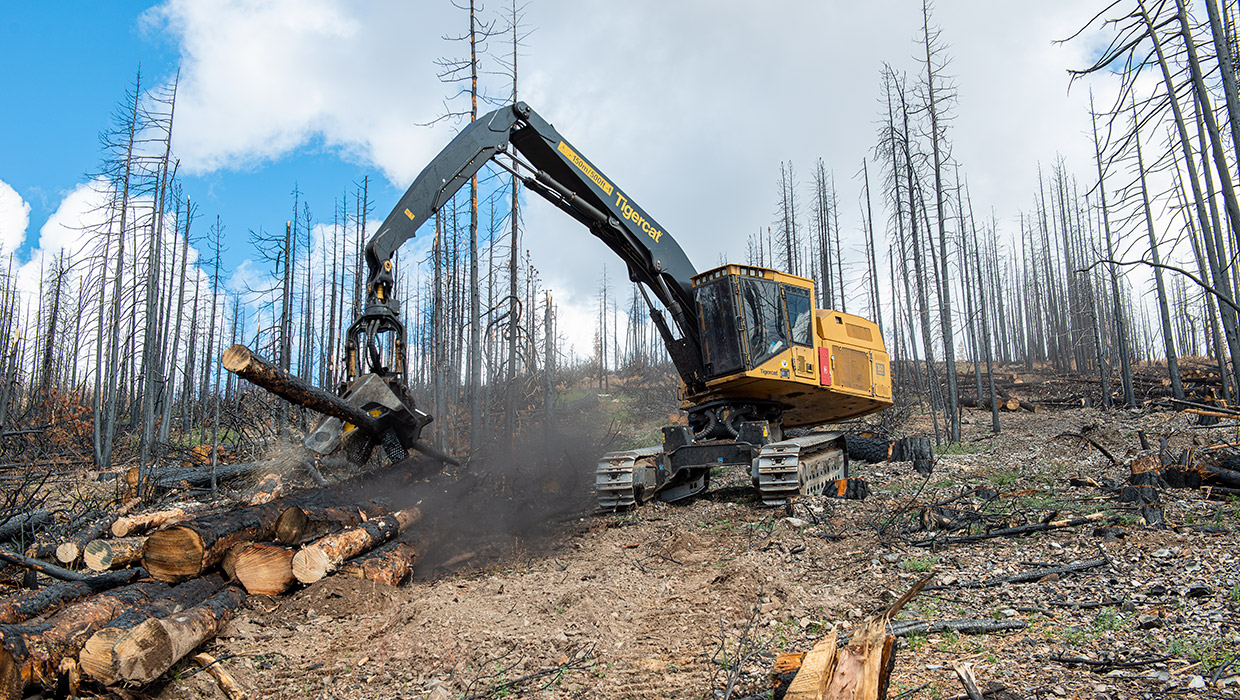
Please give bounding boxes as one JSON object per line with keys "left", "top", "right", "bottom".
{"left": 784, "top": 287, "right": 812, "bottom": 347}
{"left": 738, "top": 277, "right": 787, "bottom": 367}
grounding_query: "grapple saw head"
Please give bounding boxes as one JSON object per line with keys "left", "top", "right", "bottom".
{"left": 304, "top": 373, "right": 432, "bottom": 465}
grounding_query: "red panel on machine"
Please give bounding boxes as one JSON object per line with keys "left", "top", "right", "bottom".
{"left": 818, "top": 347, "right": 831, "bottom": 386}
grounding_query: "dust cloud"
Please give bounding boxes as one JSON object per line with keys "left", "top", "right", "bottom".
{"left": 338, "top": 404, "right": 621, "bottom": 579}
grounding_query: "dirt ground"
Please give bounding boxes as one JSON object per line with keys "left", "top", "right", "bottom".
{"left": 148, "top": 406, "right": 1240, "bottom": 700}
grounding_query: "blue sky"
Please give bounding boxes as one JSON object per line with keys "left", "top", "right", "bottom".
{"left": 0, "top": 1, "right": 1106, "bottom": 356}
{"left": 0, "top": 3, "right": 401, "bottom": 269}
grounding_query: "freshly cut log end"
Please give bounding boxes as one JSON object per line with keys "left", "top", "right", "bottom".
{"left": 233, "top": 544, "right": 295, "bottom": 596}
{"left": 84, "top": 537, "right": 146, "bottom": 572}
{"left": 291, "top": 509, "right": 417, "bottom": 584}
{"left": 220, "top": 345, "right": 254, "bottom": 372}
{"left": 78, "top": 627, "right": 126, "bottom": 686}
{"left": 292, "top": 548, "right": 332, "bottom": 585}
{"left": 142, "top": 526, "right": 206, "bottom": 583}
{"left": 55, "top": 542, "right": 82, "bottom": 565}
{"left": 115, "top": 586, "right": 246, "bottom": 684}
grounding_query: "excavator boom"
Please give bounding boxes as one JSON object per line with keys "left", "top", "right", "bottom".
{"left": 354, "top": 102, "right": 705, "bottom": 391}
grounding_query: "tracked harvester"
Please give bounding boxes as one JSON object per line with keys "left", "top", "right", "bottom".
{"left": 342, "top": 102, "right": 893, "bottom": 507}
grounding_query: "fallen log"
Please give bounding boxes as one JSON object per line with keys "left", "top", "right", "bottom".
{"left": 112, "top": 502, "right": 212, "bottom": 537}
{"left": 913, "top": 512, "right": 1109, "bottom": 548}
{"left": 0, "top": 548, "right": 87, "bottom": 582}
{"left": 142, "top": 502, "right": 285, "bottom": 583}
{"left": 79, "top": 575, "right": 224, "bottom": 686}
{"left": 292, "top": 508, "right": 420, "bottom": 584}
{"left": 0, "top": 510, "right": 52, "bottom": 544}
{"left": 932, "top": 559, "right": 1107, "bottom": 590}
{"left": 1165, "top": 461, "right": 1240, "bottom": 489}
{"left": 0, "top": 568, "right": 145, "bottom": 624}
{"left": 193, "top": 652, "right": 247, "bottom": 700}
{"left": 246, "top": 473, "right": 283, "bottom": 506}
{"left": 274, "top": 500, "right": 389, "bottom": 546}
{"left": 0, "top": 580, "right": 168, "bottom": 700}
{"left": 83, "top": 537, "right": 146, "bottom": 572}
{"left": 114, "top": 585, "right": 246, "bottom": 684}
{"left": 233, "top": 543, "right": 295, "bottom": 596}
{"left": 337, "top": 540, "right": 418, "bottom": 587}
{"left": 886, "top": 619, "right": 1026, "bottom": 636}
{"left": 144, "top": 462, "right": 269, "bottom": 491}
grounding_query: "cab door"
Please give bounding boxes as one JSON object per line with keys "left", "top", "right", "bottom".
{"left": 784, "top": 286, "right": 816, "bottom": 380}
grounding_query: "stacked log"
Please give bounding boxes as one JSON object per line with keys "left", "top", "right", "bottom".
{"left": 142, "top": 502, "right": 286, "bottom": 582}
{"left": 232, "top": 544, "right": 296, "bottom": 596}
{"left": 55, "top": 500, "right": 139, "bottom": 565}
{"left": 292, "top": 508, "right": 421, "bottom": 584}
{"left": 113, "top": 586, "right": 246, "bottom": 684}
{"left": 0, "top": 569, "right": 144, "bottom": 624}
{"left": 0, "top": 462, "right": 432, "bottom": 697}
{"left": 83, "top": 537, "right": 146, "bottom": 573}
{"left": 274, "top": 500, "right": 389, "bottom": 546}
{"left": 0, "top": 579, "right": 168, "bottom": 700}
{"left": 246, "top": 473, "right": 284, "bottom": 506}
{"left": 337, "top": 541, "right": 418, "bottom": 587}
{"left": 112, "top": 502, "right": 213, "bottom": 537}
{"left": 79, "top": 575, "right": 225, "bottom": 685}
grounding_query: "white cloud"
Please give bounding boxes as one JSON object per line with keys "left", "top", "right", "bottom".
{"left": 147, "top": 0, "right": 1123, "bottom": 356}
{"left": 0, "top": 179, "right": 30, "bottom": 257}
{"left": 13, "top": 180, "right": 115, "bottom": 300}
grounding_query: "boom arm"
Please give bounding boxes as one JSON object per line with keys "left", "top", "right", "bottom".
{"left": 351, "top": 102, "right": 706, "bottom": 391}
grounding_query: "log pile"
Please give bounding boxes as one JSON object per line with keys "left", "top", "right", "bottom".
{"left": 0, "top": 471, "right": 424, "bottom": 698}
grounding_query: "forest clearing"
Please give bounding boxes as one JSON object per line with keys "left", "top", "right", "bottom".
{"left": 7, "top": 0, "right": 1240, "bottom": 699}
{"left": 3, "top": 364, "right": 1240, "bottom": 700}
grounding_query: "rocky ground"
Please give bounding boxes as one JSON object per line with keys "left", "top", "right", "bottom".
{"left": 144, "top": 406, "right": 1240, "bottom": 700}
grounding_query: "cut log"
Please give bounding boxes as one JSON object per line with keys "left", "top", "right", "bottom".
{"left": 292, "top": 508, "right": 420, "bottom": 584}
{"left": 79, "top": 575, "right": 224, "bottom": 686}
{"left": 152, "top": 462, "right": 269, "bottom": 490}
{"left": 337, "top": 540, "right": 417, "bottom": 587}
{"left": 114, "top": 585, "right": 246, "bottom": 684}
{"left": 83, "top": 537, "right": 146, "bottom": 572}
{"left": 0, "top": 510, "right": 52, "bottom": 544}
{"left": 246, "top": 473, "right": 283, "bottom": 506}
{"left": 0, "top": 580, "right": 168, "bottom": 700}
{"left": 111, "top": 502, "right": 211, "bottom": 538}
{"left": 194, "top": 653, "right": 248, "bottom": 700}
{"left": 142, "top": 502, "right": 286, "bottom": 582}
{"left": 56, "top": 501, "right": 139, "bottom": 564}
{"left": 274, "top": 500, "right": 389, "bottom": 546}
{"left": 0, "top": 568, "right": 144, "bottom": 624}
{"left": 233, "top": 543, "right": 295, "bottom": 596}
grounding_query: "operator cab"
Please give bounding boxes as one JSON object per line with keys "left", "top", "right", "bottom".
{"left": 692, "top": 265, "right": 814, "bottom": 379}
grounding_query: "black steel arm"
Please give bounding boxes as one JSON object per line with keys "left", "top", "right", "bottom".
{"left": 351, "top": 102, "right": 706, "bottom": 391}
